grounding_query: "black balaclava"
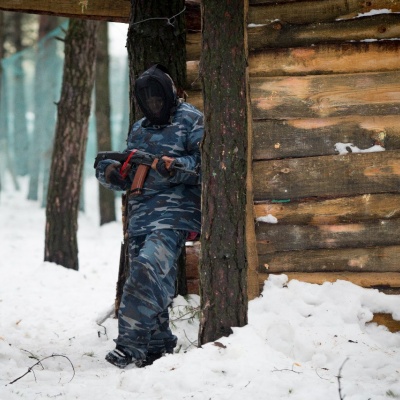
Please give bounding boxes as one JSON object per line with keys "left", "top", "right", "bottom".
{"left": 134, "top": 64, "right": 179, "bottom": 126}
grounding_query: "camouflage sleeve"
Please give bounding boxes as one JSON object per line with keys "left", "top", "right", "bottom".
{"left": 95, "top": 159, "right": 130, "bottom": 191}
{"left": 169, "top": 113, "right": 203, "bottom": 186}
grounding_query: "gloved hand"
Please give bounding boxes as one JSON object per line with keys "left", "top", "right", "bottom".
{"left": 105, "top": 162, "right": 128, "bottom": 188}
{"left": 153, "top": 156, "right": 176, "bottom": 177}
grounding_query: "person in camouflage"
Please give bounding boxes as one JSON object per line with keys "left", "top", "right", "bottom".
{"left": 95, "top": 64, "right": 203, "bottom": 368}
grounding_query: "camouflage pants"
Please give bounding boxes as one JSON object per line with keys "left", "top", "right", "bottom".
{"left": 116, "top": 229, "right": 187, "bottom": 360}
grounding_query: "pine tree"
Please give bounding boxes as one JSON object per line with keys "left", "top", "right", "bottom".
{"left": 44, "top": 19, "right": 98, "bottom": 270}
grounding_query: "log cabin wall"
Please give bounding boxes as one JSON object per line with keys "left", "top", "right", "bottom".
{"left": 3, "top": 0, "right": 398, "bottom": 295}
{"left": 184, "top": 0, "right": 400, "bottom": 295}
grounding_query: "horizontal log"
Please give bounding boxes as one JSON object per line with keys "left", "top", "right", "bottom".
{"left": 253, "top": 116, "right": 400, "bottom": 160}
{"left": 186, "top": 32, "right": 202, "bottom": 61}
{"left": 187, "top": 71, "right": 400, "bottom": 119}
{"left": 253, "top": 150, "right": 400, "bottom": 201}
{"left": 4, "top": 0, "right": 398, "bottom": 29}
{"left": 248, "top": 14, "right": 400, "bottom": 50}
{"left": 370, "top": 313, "right": 400, "bottom": 333}
{"left": 249, "top": 41, "right": 400, "bottom": 77}
{"left": 258, "top": 272, "right": 400, "bottom": 288}
{"left": 254, "top": 193, "right": 400, "bottom": 225}
{"left": 249, "top": 0, "right": 400, "bottom": 25}
{"left": 251, "top": 71, "right": 400, "bottom": 119}
{"left": 189, "top": 42, "right": 400, "bottom": 85}
{"left": 184, "top": 90, "right": 203, "bottom": 110}
{"left": 258, "top": 245, "right": 400, "bottom": 273}
{"left": 256, "top": 218, "right": 400, "bottom": 254}
{"left": 186, "top": 242, "right": 200, "bottom": 279}
{"left": 0, "top": 0, "right": 201, "bottom": 28}
{"left": 0, "top": 0, "right": 131, "bottom": 22}
{"left": 187, "top": 279, "right": 199, "bottom": 295}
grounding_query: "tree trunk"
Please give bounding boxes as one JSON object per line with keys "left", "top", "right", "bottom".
{"left": 96, "top": 21, "right": 116, "bottom": 225}
{"left": 28, "top": 15, "right": 59, "bottom": 201}
{"left": 127, "top": 0, "right": 186, "bottom": 124}
{"left": 11, "top": 13, "right": 29, "bottom": 176}
{"left": 114, "top": 0, "right": 187, "bottom": 313}
{"left": 44, "top": 19, "right": 98, "bottom": 270}
{"left": 199, "top": 0, "right": 248, "bottom": 344}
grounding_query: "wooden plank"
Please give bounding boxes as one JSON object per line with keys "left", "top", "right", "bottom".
{"left": 253, "top": 116, "right": 400, "bottom": 160}
{"left": 370, "top": 313, "right": 400, "bottom": 333}
{"left": 258, "top": 246, "right": 400, "bottom": 273}
{"left": 254, "top": 193, "right": 400, "bottom": 225}
{"left": 245, "top": 0, "right": 261, "bottom": 301}
{"left": 249, "top": 42, "right": 400, "bottom": 77}
{"left": 250, "top": 71, "right": 400, "bottom": 120}
{"left": 7, "top": 0, "right": 399, "bottom": 28}
{"left": 248, "top": 14, "right": 400, "bottom": 50}
{"left": 0, "top": 0, "right": 201, "bottom": 27}
{"left": 248, "top": 0, "right": 400, "bottom": 25}
{"left": 186, "top": 32, "right": 202, "bottom": 61}
{"left": 185, "top": 89, "right": 203, "bottom": 110}
{"left": 255, "top": 194, "right": 400, "bottom": 224}
{"left": 258, "top": 272, "right": 400, "bottom": 288}
{"left": 256, "top": 219, "right": 400, "bottom": 253}
{"left": 253, "top": 150, "right": 400, "bottom": 201}
{"left": 190, "top": 41, "right": 400, "bottom": 86}
{"left": 0, "top": 0, "right": 131, "bottom": 22}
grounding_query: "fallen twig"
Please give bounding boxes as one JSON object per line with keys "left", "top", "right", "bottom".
{"left": 337, "top": 358, "right": 349, "bottom": 400}
{"left": 8, "top": 354, "right": 75, "bottom": 385}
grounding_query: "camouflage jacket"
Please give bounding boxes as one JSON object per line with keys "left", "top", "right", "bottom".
{"left": 96, "top": 102, "right": 203, "bottom": 237}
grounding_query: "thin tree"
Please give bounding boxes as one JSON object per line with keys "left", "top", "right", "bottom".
{"left": 0, "top": 11, "right": 20, "bottom": 192}
{"left": 95, "top": 21, "right": 116, "bottom": 225}
{"left": 0, "top": 11, "right": 4, "bottom": 193}
{"left": 44, "top": 19, "right": 98, "bottom": 270}
{"left": 11, "top": 12, "right": 29, "bottom": 176}
{"left": 114, "top": 0, "right": 187, "bottom": 312}
{"left": 28, "top": 15, "right": 59, "bottom": 201}
{"left": 199, "top": 0, "right": 249, "bottom": 344}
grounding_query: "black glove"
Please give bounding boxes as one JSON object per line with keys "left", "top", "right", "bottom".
{"left": 105, "top": 163, "right": 128, "bottom": 189}
{"left": 155, "top": 157, "right": 176, "bottom": 178}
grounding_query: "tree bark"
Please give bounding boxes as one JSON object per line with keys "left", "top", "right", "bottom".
{"left": 127, "top": 0, "right": 186, "bottom": 124}
{"left": 44, "top": 19, "right": 98, "bottom": 270}
{"left": 96, "top": 21, "right": 116, "bottom": 225}
{"left": 199, "top": 0, "right": 248, "bottom": 344}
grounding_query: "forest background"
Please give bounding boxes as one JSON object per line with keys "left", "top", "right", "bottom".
{"left": 0, "top": 13, "right": 129, "bottom": 208}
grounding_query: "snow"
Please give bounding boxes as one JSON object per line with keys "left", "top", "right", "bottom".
{"left": 334, "top": 142, "right": 386, "bottom": 155}
{"left": 256, "top": 214, "right": 278, "bottom": 224}
{"left": 1, "top": 175, "right": 400, "bottom": 400}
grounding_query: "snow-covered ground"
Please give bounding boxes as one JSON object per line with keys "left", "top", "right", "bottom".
{"left": 1, "top": 175, "right": 399, "bottom": 400}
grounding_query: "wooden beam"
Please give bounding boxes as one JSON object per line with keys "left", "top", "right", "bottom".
{"left": 249, "top": 41, "right": 400, "bottom": 77}
{"left": 258, "top": 246, "right": 400, "bottom": 273}
{"left": 258, "top": 272, "right": 400, "bottom": 288}
{"left": 253, "top": 116, "right": 400, "bottom": 161}
{"left": 0, "top": 0, "right": 131, "bottom": 23}
{"left": 370, "top": 313, "right": 400, "bottom": 333}
{"left": 245, "top": 0, "right": 260, "bottom": 301}
{"left": 256, "top": 219, "right": 400, "bottom": 253}
{"left": 253, "top": 150, "right": 400, "bottom": 201}
{"left": 248, "top": 14, "right": 400, "bottom": 50}
{"left": 248, "top": 0, "right": 400, "bottom": 25}
{"left": 251, "top": 71, "right": 400, "bottom": 120}
{"left": 0, "top": 0, "right": 201, "bottom": 27}
{"left": 254, "top": 193, "right": 400, "bottom": 225}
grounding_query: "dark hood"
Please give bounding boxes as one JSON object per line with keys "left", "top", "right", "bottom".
{"left": 134, "top": 64, "right": 180, "bottom": 126}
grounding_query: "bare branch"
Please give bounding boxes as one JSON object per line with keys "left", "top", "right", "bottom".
{"left": 8, "top": 354, "right": 75, "bottom": 385}
{"left": 337, "top": 358, "right": 349, "bottom": 400}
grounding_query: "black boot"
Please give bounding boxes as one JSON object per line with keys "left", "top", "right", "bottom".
{"left": 105, "top": 346, "right": 143, "bottom": 369}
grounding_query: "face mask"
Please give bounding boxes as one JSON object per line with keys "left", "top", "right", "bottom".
{"left": 134, "top": 64, "right": 178, "bottom": 126}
